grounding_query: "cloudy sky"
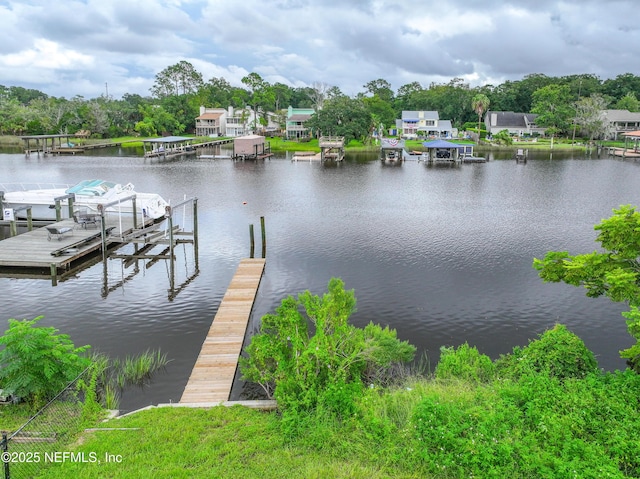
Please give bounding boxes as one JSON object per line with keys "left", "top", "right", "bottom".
{"left": 1, "top": 0, "right": 638, "bottom": 99}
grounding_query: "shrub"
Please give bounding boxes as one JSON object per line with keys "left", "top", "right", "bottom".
{"left": 240, "top": 278, "right": 416, "bottom": 422}
{"left": 495, "top": 324, "right": 598, "bottom": 380}
{"left": 0, "top": 316, "right": 90, "bottom": 406}
{"left": 435, "top": 342, "right": 495, "bottom": 382}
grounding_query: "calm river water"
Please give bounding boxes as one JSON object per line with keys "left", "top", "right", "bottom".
{"left": 0, "top": 147, "right": 637, "bottom": 412}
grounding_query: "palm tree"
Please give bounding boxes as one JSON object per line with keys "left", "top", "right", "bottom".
{"left": 472, "top": 94, "right": 490, "bottom": 140}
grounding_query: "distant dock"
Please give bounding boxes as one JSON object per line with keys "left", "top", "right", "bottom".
{"left": 180, "top": 258, "right": 266, "bottom": 404}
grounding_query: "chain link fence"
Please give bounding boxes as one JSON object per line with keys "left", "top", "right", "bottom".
{"left": 1, "top": 369, "right": 88, "bottom": 479}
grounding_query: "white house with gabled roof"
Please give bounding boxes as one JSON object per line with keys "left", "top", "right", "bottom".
{"left": 395, "top": 111, "right": 454, "bottom": 139}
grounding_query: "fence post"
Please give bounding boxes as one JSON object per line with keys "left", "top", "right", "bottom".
{"left": 2, "top": 432, "right": 9, "bottom": 479}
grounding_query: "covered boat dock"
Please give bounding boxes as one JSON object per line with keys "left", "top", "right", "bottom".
{"left": 609, "top": 130, "right": 640, "bottom": 158}
{"left": 421, "top": 140, "right": 486, "bottom": 163}
{"left": 142, "top": 136, "right": 197, "bottom": 159}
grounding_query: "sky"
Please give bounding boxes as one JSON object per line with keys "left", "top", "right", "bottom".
{"left": 0, "top": 0, "right": 639, "bottom": 100}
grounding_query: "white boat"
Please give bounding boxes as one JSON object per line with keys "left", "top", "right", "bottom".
{"left": 2, "top": 180, "right": 169, "bottom": 220}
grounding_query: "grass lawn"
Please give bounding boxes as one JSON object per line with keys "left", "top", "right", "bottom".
{"left": 36, "top": 406, "right": 422, "bottom": 479}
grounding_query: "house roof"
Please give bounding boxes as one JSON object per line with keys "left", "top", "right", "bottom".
{"left": 418, "top": 120, "right": 453, "bottom": 132}
{"left": 288, "top": 114, "right": 312, "bottom": 121}
{"left": 196, "top": 113, "right": 223, "bottom": 120}
{"left": 235, "top": 134, "right": 265, "bottom": 140}
{"left": 143, "top": 136, "right": 192, "bottom": 143}
{"left": 402, "top": 110, "right": 439, "bottom": 121}
{"left": 603, "top": 110, "right": 640, "bottom": 122}
{"left": 623, "top": 130, "right": 640, "bottom": 137}
{"left": 486, "top": 111, "right": 538, "bottom": 128}
{"left": 422, "top": 140, "right": 462, "bottom": 149}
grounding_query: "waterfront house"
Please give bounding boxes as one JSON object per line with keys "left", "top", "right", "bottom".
{"left": 601, "top": 110, "right": 640, "bottom": 140}
{"left": 195, "top": 107, "right": 226, "bottom": 137}
{"left": 395, "top": 111, "right": 454, "bottom": 139}
{"left": 484, "top": 111, "right": 544, "bottom": 137}
{"left": 285, "top": 106, "right": 315, "bottom": 139}
{"left": 196, "top": 106, "right": 257, "bottom": 137}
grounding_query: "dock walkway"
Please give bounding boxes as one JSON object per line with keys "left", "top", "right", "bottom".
{"left": 0, "top": 217, "right": 138, "bottom": 269}
{"left": 180, "top": 258, "right": 266, "bottom": 404}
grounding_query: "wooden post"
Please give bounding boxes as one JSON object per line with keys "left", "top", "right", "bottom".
{"left": 249, "top": 224, "right": 255, "bottom": 258}
{"left": 0, "top": 191, "right": 4, "bottom": 212}
{"left": 50, "top": 263, "right": 58, "bottom": 286}
{"left": 132, "top": 196, "right": 138, "bottom": 229}
{"left": 99, "top": 205, "right": 107, "bottom": 261}
{"left": 9, "top": 220, "right": 17, "bottom": 237}
{"left": 54, "top": 199, "right": 62, "bottom": 221}
{"left": 27, "top": 207, "right": 33, "bottom": 231}
{"left": 260, "top": 216, "right": 266, "bottom": 259}
{"left": 168, "top": 211, "right": 175, "bottom": 292}
{"left": 67, "top": 196, "right": 75, "bottom": 219}
{"left": 193, "top": 199, "right": 199, "bottom": 269}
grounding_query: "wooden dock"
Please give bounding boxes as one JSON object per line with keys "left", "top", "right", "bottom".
{"left": 180, "top": 258, "right": 266, "bottom": 404}
{"left": 0, "top": 217, "right": 140, "bottom": 270}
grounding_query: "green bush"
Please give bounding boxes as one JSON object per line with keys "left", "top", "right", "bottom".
{"left": 495, "top": 324, "right": 598, "bottom": 380}
{"left": 240, "top": 278, "right": 416, "bottom": 424}
{"left": 0, "top": 316, "right": 90, "bottom": 406}
{"left": 435, "top": 342, "right": 495, "bottom": 382}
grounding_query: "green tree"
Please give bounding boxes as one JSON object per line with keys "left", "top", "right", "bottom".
{"left": 135, "top": 104, "right": 183, "bottom": 136}
{"left": 198, "top": 76, "right": 234, "bottom": 108}
{"left": 395, "top": 81, "right": 423, "bottom": 111}
{"left": 241, "top": 72, "right": 275, "bottom": 131}
{"left": 240, "top": 278, "right": 415, "bottom": 417}
{"left": 306, "top": 95, "right": 373, "bottom": 143}
{"left": 150, "top": 61, "right": 203, "bottom": 99}
{"left": 531, "top": 84, "right": 573, "bottom": 145}
{"left": 601, "top": 73, "right": 640, "bottom": 103}
{"left": 615, "top": 92, "right": 640, "bottom": 112}
{"left": 0, "top": 96, "right": 29, "bottom": 134}
{"left": 0, "top": 316, "right": 90, "bottom": 405}
{"left": 471, "top": 93, "right": 490, "bottom": 137}
{"left": 363, "top": 78, "right": 394, "bottom": 103}
{"left": 574, "top": 93, "right": 611, "bottom": 141}
{"left": 533, "top": 205, "right": 640, "bottom": 371}
{"left": 363, "top": 95, "right": 396, "bottom": 130}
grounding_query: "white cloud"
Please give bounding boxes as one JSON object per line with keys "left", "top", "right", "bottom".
{"left": 1, "top": 39, "right": 94, "bottom": 69}
{"left": 0, "top": 0, "right": 639, "bottom": 98}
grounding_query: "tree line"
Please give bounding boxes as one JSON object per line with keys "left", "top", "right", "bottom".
{"left": 1, "top": 60, "right": 640, "bottom": 142}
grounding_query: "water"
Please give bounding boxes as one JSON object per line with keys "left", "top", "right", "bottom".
{"left": 1, "top": 148, "right": 637, "bottom": 412}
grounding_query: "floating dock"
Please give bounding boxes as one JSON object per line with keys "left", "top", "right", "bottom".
{"left": 180, "top": 258, "right": 266, "bottom": 404}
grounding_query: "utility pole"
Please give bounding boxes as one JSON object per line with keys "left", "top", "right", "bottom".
{"left": 571, "top": 78, "right": 582, "bottom": 147}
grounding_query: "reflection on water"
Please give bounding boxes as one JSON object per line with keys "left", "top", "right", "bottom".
{"left": 1, "top": 148, "right": 638, "bottom": 412}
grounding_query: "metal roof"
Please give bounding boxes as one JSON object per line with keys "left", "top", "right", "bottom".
{"left": 142, "top": 136, "right": 192, "bottom": 143}
{"left": 422, "top": 140, "right": 463, "bottom": 148}
{"left": 288, "top": 114, "right": 312, "bottom": 121}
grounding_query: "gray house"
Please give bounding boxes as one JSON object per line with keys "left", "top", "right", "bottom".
{"left": 484, "top": 111, "right": 545, "bottom": 137}
{"left": 601, "top": 110, "right": 640, "bottom": 140}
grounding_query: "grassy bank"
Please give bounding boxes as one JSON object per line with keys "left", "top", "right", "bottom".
{"left": 27, "top": 369, "right": 640, "bottom": 478}
{"left": 1, "top": 134, "right": 626, "bottom": 153}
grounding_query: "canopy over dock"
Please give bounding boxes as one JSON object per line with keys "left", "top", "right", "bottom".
{"left": 422, "top": 139, "right": 464, "bottom": 163}
{"left": 142, "top": 136, "right": 196, "bottom": 158}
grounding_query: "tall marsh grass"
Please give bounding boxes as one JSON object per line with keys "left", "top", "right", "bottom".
{"left": 88, "top": 349, "right": 170, "bottom": 410}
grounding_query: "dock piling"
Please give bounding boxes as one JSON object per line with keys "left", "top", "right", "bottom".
{"left": 249, "top": 224, "right": 255, "bottom": 258}
{"left": 260, "top": 216, "right": 266, "bottom": 259}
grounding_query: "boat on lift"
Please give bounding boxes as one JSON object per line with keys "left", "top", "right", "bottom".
{"left": 2, "top": 179, "right": 169, "bottom": 220}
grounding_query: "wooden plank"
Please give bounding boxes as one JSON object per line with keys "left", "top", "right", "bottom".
{"left": 0, "top": 217, "right": 140, "bottom": 269}
{"left": 180, "top": 258, "right": 265, "bottom": 404}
